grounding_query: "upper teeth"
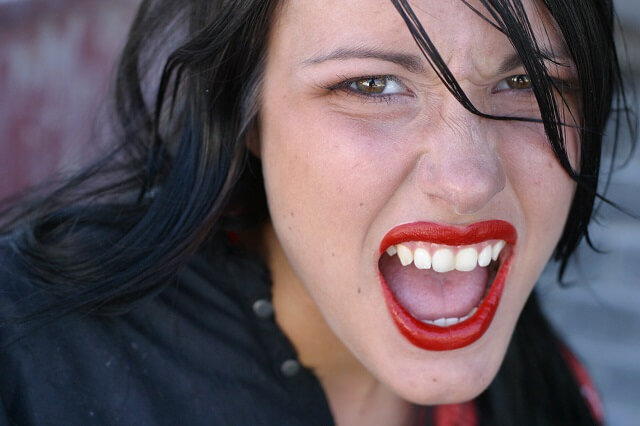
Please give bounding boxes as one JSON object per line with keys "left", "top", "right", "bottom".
{"left": 385, "top": 240, "right": 506, "bottom": 272}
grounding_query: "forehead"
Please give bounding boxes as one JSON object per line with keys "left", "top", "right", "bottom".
{"left": 271, "top": 0, "right": 564, "bottom": 74}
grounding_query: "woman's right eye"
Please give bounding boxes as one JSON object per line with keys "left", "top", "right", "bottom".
{"left": 348, "top": 76, "right": 405, "bottom": 96}
{"left": 325, "top": 75, "right": 412, "bottom": 103}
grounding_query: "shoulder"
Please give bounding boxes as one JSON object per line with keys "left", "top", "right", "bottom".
{"left": 0, "top": 233, "right": 24, "bottom": 288}
{"left": 0, "top": 233, "right": 37, "bottom": 327}
{"left": 0, "top": 234, "right": 331, "bottom": 425}
{"left": 0, "top": 231, "right": 71, "bottom": 341}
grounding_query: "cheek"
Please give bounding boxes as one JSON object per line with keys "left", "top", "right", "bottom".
{"left": 499, "top": 123, "right": 577, "bottom": 275}
{"left": 260, "top": 107, "right": 407, "bottom": 262}
{"left": 503, "top": 124, "right": 576, "bottom": 210}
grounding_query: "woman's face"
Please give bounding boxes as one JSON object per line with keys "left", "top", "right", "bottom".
{"left": 259, "top": 0, "right": 578, "bottom": 404}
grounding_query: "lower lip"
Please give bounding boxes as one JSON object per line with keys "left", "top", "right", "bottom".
{"left": 378, "top": 220, "right": 517, "bottom": 351}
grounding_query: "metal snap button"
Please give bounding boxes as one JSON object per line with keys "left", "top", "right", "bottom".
{"left": 280, "top": 359, "right": 301, "bottom": 377}
{"left": 252, "top": 299, "right": 274, "bottom": 320}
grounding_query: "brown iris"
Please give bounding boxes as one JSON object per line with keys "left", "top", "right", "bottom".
{"left": 355, "top": 77, "right": 387, "bottom": 94}
{"left": 506, "top": 74, "right": 532, "bottom": 90}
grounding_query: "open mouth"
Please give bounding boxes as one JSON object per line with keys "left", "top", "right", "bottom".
{"left": 378, "top": 220, "right": 517, "bottom": 351}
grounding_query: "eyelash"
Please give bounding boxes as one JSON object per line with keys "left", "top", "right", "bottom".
{"left": 326, "top": 75, "right": 412, "bottom": 104}
{"left": 494, "top": 74, "right": 533, "bottom": 93}
{"left": 326, "top": 74, "right": 576, "bottom": 102}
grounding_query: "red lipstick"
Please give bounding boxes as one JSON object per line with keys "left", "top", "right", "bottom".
{"left": 379, "top": 220, "right": 517, "bottom": 351}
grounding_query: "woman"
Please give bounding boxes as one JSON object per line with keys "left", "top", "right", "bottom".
{"left": 0, "top": 0, "right": 633, "bottom": 424}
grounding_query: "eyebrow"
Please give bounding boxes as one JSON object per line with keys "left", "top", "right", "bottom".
{"left": 301, "top": 45, "right": 572, "bottom": 76}
{"left": 300, "top": 47, "right": 427, "bottom": 74}
{"left": 497, "top": 47, "right": 572, "bottom": 74}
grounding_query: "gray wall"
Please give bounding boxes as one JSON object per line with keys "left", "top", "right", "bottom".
{"left": 539, "top": 2, "right": 640, "bottom": 425}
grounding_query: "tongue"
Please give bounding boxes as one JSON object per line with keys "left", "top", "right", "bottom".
{"left": 380, "top": 255, "right": 488, "bottom": 321}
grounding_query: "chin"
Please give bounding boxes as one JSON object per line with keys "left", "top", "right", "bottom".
{"left": 378, "top": 328, "right": 509, "bottom": 406}
{"left": 362, "top": 244, "right": 522, "bottom": 407}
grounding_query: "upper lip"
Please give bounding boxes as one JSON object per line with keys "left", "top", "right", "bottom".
{"left": 379, "top": 220, "right": 518, "bottom": 254}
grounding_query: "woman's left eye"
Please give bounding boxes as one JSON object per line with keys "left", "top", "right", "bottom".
{"left": 348, "top": 76, "right": 406, "bottom": 96}
{"left": 495, "top": 74, "right": 532, "bottom": 92}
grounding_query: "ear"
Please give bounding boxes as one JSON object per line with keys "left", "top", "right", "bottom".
{"left": 245, "top": 120, "right": 261, "bottom": 157}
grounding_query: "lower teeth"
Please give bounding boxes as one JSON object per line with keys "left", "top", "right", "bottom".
{"left": 419, "top": 260, "right": 499, "bottom": 327}
{"left": 421, "top": 306, "right": 479, "bottom": 327}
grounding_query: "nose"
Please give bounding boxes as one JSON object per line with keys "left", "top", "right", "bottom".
{"left": 415, "top": 111, "right": 506, "bottom": 216}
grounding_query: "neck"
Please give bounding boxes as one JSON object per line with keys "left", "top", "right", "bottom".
{"left": 261, "top": 224, "right": 415, "bottom": 426}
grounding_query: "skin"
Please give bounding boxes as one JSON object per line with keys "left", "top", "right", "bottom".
{"left": 257, "top": 0, "right": 580, "bottom": 424}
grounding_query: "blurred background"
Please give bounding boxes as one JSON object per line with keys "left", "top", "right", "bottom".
{"left": 538, "top": 2, "right": 640, "bottom": 425}
{"left": 0, "top": 0, "right": 638, "bottom": 424}
{"left": 0, "top": 0, "right": 138, "bottom": 198}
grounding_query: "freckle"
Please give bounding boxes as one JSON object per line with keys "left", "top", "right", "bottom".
{"left": 331, "top": 252, "right": 335, "bottom": 257}
{"left": 287, "top": 226, "right": 292, "bottom": 231}
{"left": 290, "top": 211, "right": 294, "bottom": 217}
{"left": 357, "top": 287, "right": 361, "bottom": 294}
{"left": 432, "top": 378, "right": 437, "bottom": 383}
{"left": 359, "top": 202, "right": 364, "bottom": 207}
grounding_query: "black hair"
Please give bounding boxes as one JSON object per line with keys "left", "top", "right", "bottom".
{"left": 392, "top": 0, "right": 635, "bottom": 277}
{"left": 0, "top": 0, "right": 634, "bottom": 424}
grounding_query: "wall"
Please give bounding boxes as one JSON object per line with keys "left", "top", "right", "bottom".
{"left": 0, "top": 0, "right": 139, "bottom": 198}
